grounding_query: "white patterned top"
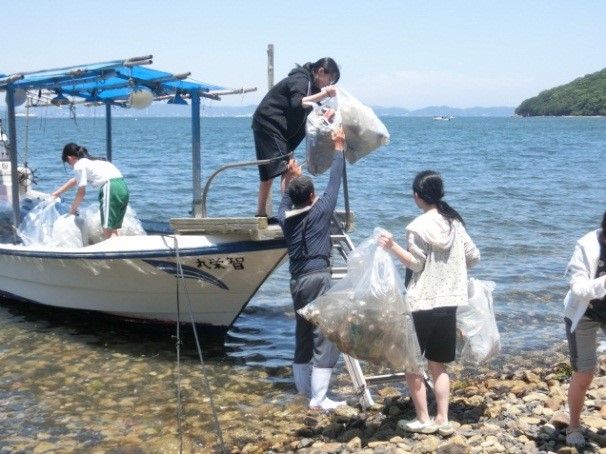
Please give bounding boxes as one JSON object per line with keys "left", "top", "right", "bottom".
{"left": 405, "top": 210, "right": 480, "bottom": 312}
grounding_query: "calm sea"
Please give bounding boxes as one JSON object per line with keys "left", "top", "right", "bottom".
{"left": 0, "top": 114, "right": 604, "bottom": 449}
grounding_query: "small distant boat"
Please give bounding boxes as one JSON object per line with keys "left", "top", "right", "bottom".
{"left": 432, "top": 115, "right": 454, "bottom": 121}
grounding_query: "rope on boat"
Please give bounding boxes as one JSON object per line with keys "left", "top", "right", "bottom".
{"left": 172, "top": 235, "right": 227, "bottom": 453}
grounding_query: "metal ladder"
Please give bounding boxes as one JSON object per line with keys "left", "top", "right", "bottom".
{"left": 330, "top": 212, "right": 408, "bottom": 410}
{"left": 330, "top": 212, "right": 434, "bottom": 410}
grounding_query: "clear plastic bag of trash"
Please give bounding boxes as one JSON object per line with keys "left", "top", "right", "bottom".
{"left": 298, "top": 227, "right": 423, "bottom": 372}
{"left": 305, "top": 101, "right": 343, "bottom": 175}
{"left": 17, "top": 198, "right": 84, "bottom": 248}
{"left": 81, "top": 204, "right": 146, "bottom": 245}
{"left": 337, "top": 87, "right": 390, "bottom": 164}
{"left": 456, "top": 278, "right": 500, "bottom": 365}
{"left": 305, "top": 88, "right": 389, "bottom": 175}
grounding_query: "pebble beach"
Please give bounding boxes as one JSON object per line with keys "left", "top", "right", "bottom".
{"left": 1, "top": 314, "right": 605, "bottom": 454}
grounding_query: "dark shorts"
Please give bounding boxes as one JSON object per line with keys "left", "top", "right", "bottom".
{"left": 253, "top": 129, "right": 290, "bottom": 181}
{"left": 413, "top": 306, "right": 457, "bottom": 363}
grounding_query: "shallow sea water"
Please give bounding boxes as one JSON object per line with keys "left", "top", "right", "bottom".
{"left": 0, "top": 114, "right": 604, "bottom": 451}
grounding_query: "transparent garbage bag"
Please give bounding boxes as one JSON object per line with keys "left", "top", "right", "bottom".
{"left": 305, "top": 101, "right": 342, "bottom": 176}
{"left": 17, "top": 198, "right": 84, "bottom": 248}
{"left": 337, "top": 87, "right": 390, "bottom": 164}
{"left": 298, "top": 227, "right": 423, "bottom": 372}
{"left": 456, "top": 278, "right": 500, "bottom": 365}
{"left": 81, "top": 204, "right": 146, "bottom": 245}
{"left": 305, "top": 87, "right": 389, "bottom": 175}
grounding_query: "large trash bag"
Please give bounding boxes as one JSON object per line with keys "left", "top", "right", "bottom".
{"left": 337, "top": 87, "right": 390, "bottom": 164}
{"left": 298, "top": 227, "right": 423, "bottom": 372}
{"left": 17, "top": 199, "right": 84, "bottom": 248}
{"left": 305, "top": 87, "right": 389, "bottom": 175}
{"left": 81, "top": 204, "right": 146, "bottom": 245}
{"left": 456, "top": 278, "right": 500, "bottom": 365}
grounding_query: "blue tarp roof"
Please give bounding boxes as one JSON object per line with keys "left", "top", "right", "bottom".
{"left": 0, "top": 55, "right": 242, "bottom": 106}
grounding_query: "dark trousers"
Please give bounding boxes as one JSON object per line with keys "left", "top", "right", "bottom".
{"left": 290, "top": 270, "right": 340, "bottom": 368}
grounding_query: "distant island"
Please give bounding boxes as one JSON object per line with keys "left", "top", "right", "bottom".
{"left": 516, "top": 68, "right": 606, "bottom": 116}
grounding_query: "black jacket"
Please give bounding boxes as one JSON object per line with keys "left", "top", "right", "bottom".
{"left": 252, "top": 66, "right": 318, "bottom": 150}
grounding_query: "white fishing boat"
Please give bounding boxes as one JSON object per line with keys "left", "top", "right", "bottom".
{"left": 0, "top": 55, "right": 289, "bottom": 337}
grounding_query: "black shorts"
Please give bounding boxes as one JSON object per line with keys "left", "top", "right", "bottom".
{"left": 253, "top": 129, "right": 290, "bottom": 181}
{"left": 413, "top": 306, "right": 457, "bottom": 363}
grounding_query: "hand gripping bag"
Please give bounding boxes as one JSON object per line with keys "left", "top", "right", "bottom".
{"left": 305, "top": 100, "right": 342, "bottom": 175}
{"left": 298, "top": 227, "right": 423, "bottom": 372}
{"left": 17, "top": 199, "right": 84, "bottom": 248}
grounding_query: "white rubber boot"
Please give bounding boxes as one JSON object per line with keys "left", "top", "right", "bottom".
{"left": 309, "top": 367, "right": 346, "bottom": 410}
{"left": 293, "top": 363, "right": 311, "bottom": 396}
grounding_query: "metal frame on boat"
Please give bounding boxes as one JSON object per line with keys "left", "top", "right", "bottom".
{"left": 0, "top": 55, "right": 288, "bottom": 336}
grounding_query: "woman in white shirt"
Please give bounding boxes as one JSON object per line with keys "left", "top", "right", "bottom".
{"left": 379, "top": 170, "right": 480, "bottom": 436}
{"left": 52, "top": 143, "right": 129, "bottom": 239}
{"left": 562, "top": 211, "right": 606, "bottom": 448}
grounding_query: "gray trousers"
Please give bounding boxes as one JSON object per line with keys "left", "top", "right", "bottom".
{"left": 290, "top": 269, "right": 340, "bottom": 368}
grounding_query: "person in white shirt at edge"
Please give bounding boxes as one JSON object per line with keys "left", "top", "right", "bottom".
{"left": 561, "top": 211, "right": 606, "bottom": 448}
{"left": 51, "top": 143, "right": 129, "bottom": 239}
{"left": 378, "top": 170, "right": 480, "bottom": 436}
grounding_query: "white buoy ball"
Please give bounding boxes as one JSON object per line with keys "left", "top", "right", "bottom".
{"left": 129, "top": 87, "right": 153, "bottom": 109}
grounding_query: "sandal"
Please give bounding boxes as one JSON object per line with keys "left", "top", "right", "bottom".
{"left": 566, "top": 427, "right": 586, "bottom": 448}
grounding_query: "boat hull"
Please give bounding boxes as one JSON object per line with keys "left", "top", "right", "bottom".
{"left": 0, "top": 234, "right": 287, "bottom": 331}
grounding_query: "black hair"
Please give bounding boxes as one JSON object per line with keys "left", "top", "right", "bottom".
{"left": 62, "top": 142, "right": 104, "bottom": 163}
{"left": 600, "top": 211, "right": 606, "bottom": 243}
{"left": 302, "top": 57, "right": 340, "bottom": 85}
{"left": 412, "top": 170, "right": 465, "bottom": 227}
{"left": 288, "top": 175, "right": 315, "bottom": 208}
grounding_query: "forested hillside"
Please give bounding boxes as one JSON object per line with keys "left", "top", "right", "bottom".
{"left": 515, "top": 68, "right": 606, "bottom": 116}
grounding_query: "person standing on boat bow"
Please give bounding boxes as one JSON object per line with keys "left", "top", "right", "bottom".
{"left": 253, "top": 57, "right": 340, "bottom": 223}
{"left": 51, "top": 143, "right": 129, "bottom": 239}
{"left": 278, "top": 126, "right": 346, "bottom": 411}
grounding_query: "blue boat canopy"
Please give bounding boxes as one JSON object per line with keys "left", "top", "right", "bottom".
{"left": 0, "top": 55, "right": 256, "bottom": 224}
{"left": 0, "top": 55, "right": 252, "bottom": 107}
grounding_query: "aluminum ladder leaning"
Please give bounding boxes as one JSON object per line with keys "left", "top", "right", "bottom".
{"left": 330, "top": 213, "right": 434, "bottom": 410}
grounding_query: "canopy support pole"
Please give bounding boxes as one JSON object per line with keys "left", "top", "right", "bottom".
{"left": 6, "top": 85, "right": 21, "bottom": 228}
{"left": 191, "top": 91, "right": 202, "bottom": 218}
{"left": 105, "top": 103, "right": 113, "bottom": 161}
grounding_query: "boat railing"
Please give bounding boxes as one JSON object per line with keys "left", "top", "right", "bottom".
{"left": 200, "top": 154, "right": 353, "bottom": 232}
{"left": 200, "top": 154, "right": 290, "bottom": 218}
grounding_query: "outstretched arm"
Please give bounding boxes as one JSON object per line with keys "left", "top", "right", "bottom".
{"left": 281, "top": 159, "right": 302, "bottom": 195}
{"left": 51, "top": 178, "right": 77, "bottom": 199}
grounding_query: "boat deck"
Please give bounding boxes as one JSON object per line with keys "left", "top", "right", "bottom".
{"left": 170, "top": 211, "right": 355, "bottom": 241}
{"left": 170, "top": 217, "right": 283, "bottom": 241}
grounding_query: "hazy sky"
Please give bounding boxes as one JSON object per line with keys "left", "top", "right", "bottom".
{"left": 2, "top": 1, "right": 605, "bottom": 110}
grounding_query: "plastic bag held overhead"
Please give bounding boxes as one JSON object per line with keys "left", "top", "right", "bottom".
{"left": 337, "top": 87, "right": 390, "bottom": 164}
{"left": 298, "top": 227, "right": 423, "bottom": 372}
{"left": 305, "top": 87, "right": 389, "bottom": 175}
{"left": 305, "top": 103, "right": 343, "bottom": 175}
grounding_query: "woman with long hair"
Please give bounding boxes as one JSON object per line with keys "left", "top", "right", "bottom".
{"left": 252, "top": 57, "right": 340, "bottom": 222}
{"left": 378, "top": 170, "right": 480, "bottom": 435}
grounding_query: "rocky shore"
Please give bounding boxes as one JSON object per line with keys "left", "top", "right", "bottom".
{"left": 229, "top": 349, "right": 606, "bottom": 454}
{"left": 2, "top": 328, "right": 605, "bottom": 454}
